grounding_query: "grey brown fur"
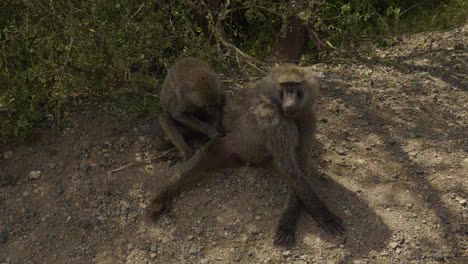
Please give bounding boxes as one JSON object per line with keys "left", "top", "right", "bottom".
{"left": 149, "top": 65, "right": 343, "bottom": 245}
{"left": 159, "top": 57, "right": 225, "bottom": 160}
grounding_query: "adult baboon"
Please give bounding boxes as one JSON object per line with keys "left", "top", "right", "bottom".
{"left": 159, "top": 57, "right": 225, "bottom": 161}
{"left": 149, "top": 65, "right": 344, "bottom": 245}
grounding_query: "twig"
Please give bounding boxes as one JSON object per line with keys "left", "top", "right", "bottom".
{"left": 107, "top": 148, "right": 175, "bottom": 175}
{"left": 131, "top": 3, "right": 145, "bottom": 18}
{"left": 194, "top": 0, "right": 266, "bottom": 66}
{"left": 243, "top": 58, "right": 266, "bottom": 74}
{"left": 409, "top": 175, "right": 438, "bottom": 190}
{"left": 142, "top": 91, "right": 159, "bottom": 98}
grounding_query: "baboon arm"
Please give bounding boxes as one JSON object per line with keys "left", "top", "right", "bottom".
{"left": 272, "top": 147, "right": 344, "bottom": 235}
{"left": 159, "top": 114, "right": 193, "bottom": 160}
{"left": 297, "top": 113, "right": 317, "bottom": 172}
{"left": 172, "top": 107, "right": 220, "bottom": 139}
{"left": 257, "top": 106, "right": 344, "bottom": 235}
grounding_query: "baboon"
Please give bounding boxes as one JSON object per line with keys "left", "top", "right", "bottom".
{"left": 149, "top": 65, "right": 344, "bottom": 245}
{"left": 159, "top": 57, "right": 225, "bottom": 161}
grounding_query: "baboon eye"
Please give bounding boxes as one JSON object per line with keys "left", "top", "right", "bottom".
{"left": 297, "top": 90, "right": 303, "bottom": 99}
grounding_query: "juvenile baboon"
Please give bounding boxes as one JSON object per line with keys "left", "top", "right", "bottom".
{"left": 159, "top": 57, "right": 225, "bottom": 161}
{"left": 149, "top": 65, "right": 344, "bottom": 245}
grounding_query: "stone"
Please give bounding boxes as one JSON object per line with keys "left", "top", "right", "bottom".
{"left": 3, "top": 151, "right": 13, "bottom": 159}
{"left": 0, "top": 232, "right": 7, "bottom": 244}
{"left": 28, "top": 171, "right": 42, "bottom": 180}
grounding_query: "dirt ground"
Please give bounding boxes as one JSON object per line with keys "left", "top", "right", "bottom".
{"left": 1, "top": 25, "right": 467, "bottom": 264}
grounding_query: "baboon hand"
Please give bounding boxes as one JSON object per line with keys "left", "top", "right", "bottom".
{"left": 313, "top": 210, "right": 345, "bottom": 236}
{"left": 274, "top": 223, "right": 295, "bottom": 246}
{"left": 147, "top": 192, "right": 172, "bottom": 221}
{"left": 208, "top": 129, "right": 223, "bottom": 140}
{"left": 181, "top": 149, "right": 195, "bottom": 162}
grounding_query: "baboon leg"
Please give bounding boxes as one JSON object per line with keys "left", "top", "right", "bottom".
{"left": 159, "top": 113, "right": 193, "bottom": 160}
{"left": 148, "top": 136, "right": 243, "bottom": 220}
{"left": 173, "top": 108, "right": 221, "bottom": 139}
{"left": 274, "top": 189, "right": 301, "bottom": 246}
{"left": 215, "top": 95, "right": 226, "bottom": 135}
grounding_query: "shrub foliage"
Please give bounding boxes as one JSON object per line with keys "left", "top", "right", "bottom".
{"left": 1, "top": 0, "right": 465, "bottom": 143}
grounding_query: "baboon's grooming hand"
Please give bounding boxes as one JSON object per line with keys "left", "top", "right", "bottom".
{"left": 208, "top": 129, "right": 223, "bottom": 140}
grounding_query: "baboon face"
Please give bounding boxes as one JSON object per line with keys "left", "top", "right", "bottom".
{"left": 279, "top": 81, "right": 304, "bottom": 118}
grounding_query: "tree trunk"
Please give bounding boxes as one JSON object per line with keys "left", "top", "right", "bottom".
{"left": 268, "top": 16, "right": 308, "bottom": 63}
{"left": 268, "top": 0, "right": 322, "bottom": 63}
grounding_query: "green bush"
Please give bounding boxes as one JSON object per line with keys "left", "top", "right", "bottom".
{"left": 1, "top": 0, "right": 465, "bottom": 143}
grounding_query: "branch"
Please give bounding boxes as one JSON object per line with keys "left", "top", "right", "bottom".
{"left": 107, "top": 148, "right": 175, "bottom": 175}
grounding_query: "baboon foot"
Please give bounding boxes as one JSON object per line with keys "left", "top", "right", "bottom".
{"left": 147, "top": 193, "right": 172, "bottom": 221}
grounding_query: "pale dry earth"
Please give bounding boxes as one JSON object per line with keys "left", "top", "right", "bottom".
{"left": 1, "top": 25, "right": 467, "bottom": 263}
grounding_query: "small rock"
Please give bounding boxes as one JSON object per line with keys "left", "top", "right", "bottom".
{"left": 82, "top": 141, "right": 92, "bottom": 150}
{"left": 79, "top": 162, "right": 90, "bottom": 172}
{"left": 101, "top": 142, "right": 110, "bottom": 149}
{"left": 189, "top": 245, "right": 199, "bottom": 255}
{"left": 194, "top": 227, "right": 204, "bottom": 236}
{"left": 352, "top": 260, "right": 364, "bottom": 264}
{"left": 3, "top": 151, "right": 13, "bottom": 159}
{"left": 72, "top": 174, "right": 80, "bottom": 181}
{"left": 28, "top": 171, "right": 42, "bottom": 180}
{"left": 389, "top": 242, "right": 399, "bottom": 249}
{"left": 48, "top": 163, "right": 58, "bottom": 169}
{"left": 320, "top": 117, "right": 329, "bottom": 123}
{"left": 459, "top": 199, "right": 467, "bottom": 206}
{"left": 335, "top": 147, "right": 346, "bottom": 155}
{"left": 0, "top": 171, "right": 16, "bottom": 187}
{"left": 233, "top": 255, "right": 242, "bottom": 262}
{"left": 437, "top": 211, "right": 448, "bottom": 221}
{"left": 433, "top": 252, "right": 444, "bottom": 262}
{"left": 149, "top": 253, "right": 157, "bottom": 259}
{"left": 127, "top": 244, "right": 133, "bottom": 250}
{"left": 150, "top": 245, "right": 157, "bottom": 252}
{"left": 0, "top": 231, "right": 7, "bottom": 244}
{"left": 464, "top": 145, "right": 468, "bottom": 152}
{"left": 282, "top": 250, "right": 291, "bottom": 257}
{"left": 454, "top": 43, "right": 464, "bottom": 50}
